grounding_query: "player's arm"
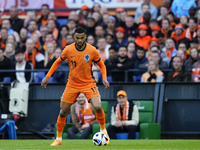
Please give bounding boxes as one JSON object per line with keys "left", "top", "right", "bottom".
{"left": 41, "top": 57, "right": 63, "bottom": 88}
{"left": 95, "top": 59, "right": 109, "bottom": 89}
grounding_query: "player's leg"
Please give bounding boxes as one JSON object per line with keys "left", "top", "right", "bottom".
{"left": 51, "top": 86, "right": 79, "bottom": 146}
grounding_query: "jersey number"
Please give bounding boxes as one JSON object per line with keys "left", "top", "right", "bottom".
{"left": 91, "top": 87, "right": 98, "bottom": 94}
{"left": 71, "top": 61, "right": 76, "bottom": 67}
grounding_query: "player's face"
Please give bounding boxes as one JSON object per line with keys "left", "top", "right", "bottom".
{"left": 74, "top": 33, "right": 86, "bottom": 47}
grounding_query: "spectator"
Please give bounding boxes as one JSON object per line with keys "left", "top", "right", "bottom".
{"left": 67, "top": 93, "right": 98, "bottom": 139}
{"left": 195, "top": 24, "right": 200, "bottom": 44}
{"left": 171, "top": 0, "right": 196, "bottom": 18}
{"left": 87, "top": 35, "right": 96, "bottom": 47}
{"left": 184, "top": 17, "right": 197, "bottom": 40}
{"left": 44, "top": 42, "right": 56, "bottom": 67}
{"left": 115, "top": 8, "right": 124, "bottom": 27}
{"left": 167, "top": 12, "right": 177, "bottom": 29}
{"left": 189, "top": 7, "right": 196, "bottom": 18}
{"left": 187, "top": 38, "right": 200, "bottom": 55}
{"left": 92, "top": 3, "right": 101, "bottom": 13}
{"left": 24, "top": 11, "right": 38, "bottom": 28}
{"left": 180, "top": 15, "right": 188, "bottom": 29}
{"left": 7, "top": 34, "right": 19, "bottom": 49}
{"left": 171, "top": 24, "right": 189, "bottom": 49}
{"left": 100, "top": 6, "right": 108, "bottom": 16}
{"left": 104, "top": 46, "right": 118, "bottom": 76}
{"left": 105, "top": 34, "right": 114, "bottom": 46}
{"left": 42, "top": 32, "right": 57, "bottom": 54}
{"left": 157, "top": 6, "right": 169, "bottom": 24}
{"left": 101, "top": 13, "right": 109, "bottom": 29}
{"left": 149, "top": 19, "right": 159, "bottom": 30}
{"left": 0, "top": 28, "right": 8, "bottom": 50}
{"left": 57, "top": 25, "right": 69, "bottom": 49}
{"left": 11, "top": 49, "right": 33, "bottom": 83}
{"left": 127, "top": 41, "right": 136, "bottom": 58}
{"left": 95, "top": 25, "right": 105, "bottom": 42}
{"left": 125, "top": 16, "right": 138, "bottom": 35}
{"left": 113, "top": 27, "right": 127, "bottom": 49}
{"left": 178, "top": 42, "right": 189, "bottom": 59}
{"left": 66, "top": 34, "right": 75, "bottom": 45}
{"left": 0, "top": 48, "right": 11, "bottom": 82}
{"left": 47, "top": 19, "right": 59, "bottom": 40}
{"left": 107, "top": 90, "right": 139, "bottom": 139}
{"left": 24, "top": 38, "right": 44, "bottom": 69}
{"left": 79, "top": 5, "right": 90, "bottom": 25}
{"left": 156, "top": 31, "right": 165, "bottom": 50}
{"left": 48, "top": 11, "right": 60, "bottom": 30}
{"left": 151, "top": 25, "right": 161, "bottom": 37}
{"left": 46, "top": 47, "right": 67, "bottom": 83}
{"left": 189, "top": 48, "right": 199, "bottom": 66}
{"left": 166, "top": 56, "right": 191, "bottom": 82}
{"left": 119, "top": 10, "right": 128, "bottom": 28}
{"left": 39, "top": 26, "right": 49, "bottom": 46}
{"left": 2, "top": 19, "right": 20, "bottom": 42}
{"left": 197, "top": 9, "right": 200, "bottom": 25}
{"left": 19, "top": 28, "right": 28, "bottom": 52}
{"left": 135, "top": 3, "right": 150, "bottom": 24}
{"left": 37, "top": 4, "right": 50, "bottom": 26}
{"left": 135, "top": 24, "right": 151, "bottom": 50}
{"left": 161, "top": 18, "right": 173, "bottom": 40}
{"left": 141, "top": 59, "right": 164, "bottom": 82}
{"left": 112, "top": 46, "right": 133, "bottom": 82}
{"left": 142, "top": 11, "right": 152, "bottom": 27}
{"left": 134, "top": 0, "right": 157, "bottom": 20}
{"left": 139, "top": 51, "right": 168, "bottom": 69}
{"left": 4, "top": 43, "right": 15, "bottom": 65}
{"left": 127, "top": 33, "right": 137, "bottom": 42}
{"left": 92, "top": 12, "right": 101, "bottom": 24}
{"left": 164, "top": 38, "right": 177, "bottom": 60}
{"left": 86, "top": 15, "right": 96, "bottom": 37}
{"left": 68, "top": 11, "right": 79, "bottom": 22}
{"left": 97, "top": 38, "right": 110, "bottom": 63}
{"left": 28, "top": 20, "right": 41, "bottom": 38}
{"left": 67, "top": 19, "right": 77, "bottom": 35}
{"left": 192, "top": 56, "right": 200, "bottom": 69}
{"left": 9, "top": 6, "right": 24, "bottom": 33}
{"left": 105, "top": 16, "right": 116, "bottom": 35}
{"left": 30, "top": 33, "right": 41, "bottom": 50}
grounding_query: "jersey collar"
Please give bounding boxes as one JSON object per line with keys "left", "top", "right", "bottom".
{"left": 75, "top": 42, "right": 87, "bottom": 51}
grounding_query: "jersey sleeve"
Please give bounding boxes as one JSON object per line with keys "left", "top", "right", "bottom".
{"left": 93, "top": 49, "right": 101, "bottom": 63}
{"left": 60, "top": 46, "right": 68, "bottom": 60}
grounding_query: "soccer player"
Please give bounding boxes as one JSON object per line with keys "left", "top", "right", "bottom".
{"left": 41, "top": 27, "right": 110, "bottom": 146}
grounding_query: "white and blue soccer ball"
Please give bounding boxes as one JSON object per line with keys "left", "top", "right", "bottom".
{"left": 93, "top": 132, "right": 109, "bottom": 146}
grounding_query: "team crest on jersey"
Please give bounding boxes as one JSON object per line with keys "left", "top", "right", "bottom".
{"left": 84, "top": 54, "right": 90, "bottom": 61}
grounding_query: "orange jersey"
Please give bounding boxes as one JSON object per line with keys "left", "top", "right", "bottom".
{"left": 60, "top": 43, "right": 102, "bottom": 87}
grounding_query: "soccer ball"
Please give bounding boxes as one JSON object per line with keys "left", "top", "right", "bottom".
{"left": 93, "top": 132, "right": 109, "bottom": 146}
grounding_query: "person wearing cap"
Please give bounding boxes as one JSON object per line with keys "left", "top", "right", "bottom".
{"left": 135, "top": 24, "right": 151, "bottom": 50}
{"left": 134, "top": 0, "right": 158, "bottom": 21}
{"left": 67, "top": 19, "right": 77, "bottom": 35}
{"left": 78, "top": 5, "right": 90, "bottom": 25}
{"left": 113, "top": 27, "right": 127, "bottom": 49}
{"left": 184, "top": 17, "right": 197, "bottom": 40}
{"left": 105, "top": 16, "right": 116, "bottom": 35}
{"left": 86, "top": 14, "right": 96, "bottom": 37}
{"left": 107, "top": 90, "right": 139, "bottom": 139}
{"left": 125, "top": 16, "right": 138, "bottom": 36}
{"left": 115, "top": 7, "right": 125, "bottom": 27}
{"left": 171, "top": 24, "right": 189, "bottom": 49}
{"left": 151, "top": 25, "right": 161, "bottom": 37}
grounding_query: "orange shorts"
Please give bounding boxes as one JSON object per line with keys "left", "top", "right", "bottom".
{"left": 61, "top": 84, "right": 100, "bottom": 104}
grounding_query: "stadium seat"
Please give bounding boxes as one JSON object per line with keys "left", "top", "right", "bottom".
{"left": 3, "top": 77, "right": 11, "bottom": 83}
{"left": 57, "top": 19, "right": 68, "bottom": 26}
{"left": 54, "top": 101, "right": 109, "bottom": 139}
{"left": 33, "top": 72, "right": 45, "bottom": 83}
{"left": 116, "top": 101, "right": 161, "bottom": 139}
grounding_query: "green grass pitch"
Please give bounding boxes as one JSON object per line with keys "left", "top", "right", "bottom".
{"left": 0, "top": 140, "right": 200, "bottom": 150}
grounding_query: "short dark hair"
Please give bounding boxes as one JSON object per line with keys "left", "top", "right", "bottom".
{"left": 118, "top": 45, "right": 127, "bottom": 51}
{"left": 150, "top": 45, "right": 160, "bottom": 51}
{"left": 106, "top": 34, "right": 114, "bottom": 39}
{"left": 42, "top": 4, "right": 49, "bottom": 9}
{"left": 162, "top": 17, "right": 171, "bottom": 25}
{"left": 128, "top": 33, "right": 137, "bottom": 38}
{"left": 60, "top": 25, "right": 69, "bottom": 32}
{"left": 151, "top": 51, "right": 160, "bottom": 57}
{"left": 74, "top": 27, "right": 86, "bottom": 34}
{"left": 156, "top": 31, "right": 164, "bottom": 38}
{"left": 109, "top": 46, "right": 117, "bottom": 52}
{"left": 189, "top": 17, "right": 197, "bottom": 23}
{"left": 15, "top": 49, "right": 23, "bottom": 55}
{"left": 137, "top": 46, "right": 145, "bottom": 51}
{"left": 173, "top": 55, "right": 182, "bottom": 62}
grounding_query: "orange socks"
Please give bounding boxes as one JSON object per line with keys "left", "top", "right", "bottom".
{"left": 57, "top": 115, "right": 67, "bottom": 138}
{"left": 96, "top": 108, "right": 105, "bottom": 130}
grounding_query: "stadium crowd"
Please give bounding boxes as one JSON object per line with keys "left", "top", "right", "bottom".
{"left": 0, "top": 0, "right": 200, "bottom": 83}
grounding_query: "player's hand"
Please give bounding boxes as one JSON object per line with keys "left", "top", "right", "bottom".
{"left": 116, "top": 120, "right": 123, "bottom": 127}
{"left": 41, "top": 77, "right": 49, "bottom": 88}
{"left": 81, "top": 123, "right": 90, "bottom": 129}
{"left": 103, "top": 80, "right": 109, "bottom": 89}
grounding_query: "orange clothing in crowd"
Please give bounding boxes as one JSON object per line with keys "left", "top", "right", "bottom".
{"left": 184, "top": 28, "right": 196, "bottom": 40}
{"left": 41, "top": 19, "right": 48, "bottom": 26}
{"left": 136, "top": 35, "right": 151, "bottom": 50}
{"left": 52, "top": 28, "right": 59, "bottom": 40}
{"left": 171, "top": 31, "right": 186, "bottom": 42}
{"left": 61, "top": 39, "right": 67, "bottom": 48}
{"left": 161, "top": 27, "right": 173, "bottom": 40}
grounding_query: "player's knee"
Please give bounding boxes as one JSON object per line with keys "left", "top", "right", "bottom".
{"left": 94, "top": 105, "right": 102, "bottom": 113}
{"left": 60, "top": 109, "right": 68, "bottom": 117}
